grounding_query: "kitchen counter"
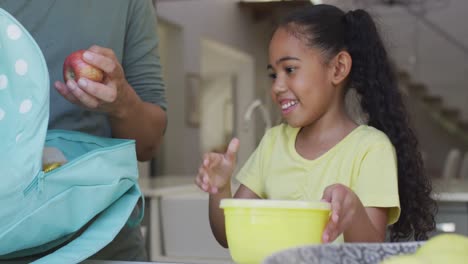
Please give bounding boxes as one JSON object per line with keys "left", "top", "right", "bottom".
{"left": 139, "top": 176, "right": 468, "bottom": 202}
{"left": 432, "top": 178, "right": 468, "bottom": 202}
{"left": 139, "top": 175, "right": 197, "bottom": 198}
{"left": 137, "top": 176, "right": 468, "bottom": 262}
{"left": 137, "top": 175, "right": 232, "bottom": 264}
{"left": 83, "top": 261, "right": 186, "bottom": 264}
{"left": 7, "top": 260, "right": 187, "bottom": 264}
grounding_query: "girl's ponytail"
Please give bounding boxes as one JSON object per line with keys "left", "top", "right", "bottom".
{"left": 344, "top": 10, "right": 437, "bottom": 241}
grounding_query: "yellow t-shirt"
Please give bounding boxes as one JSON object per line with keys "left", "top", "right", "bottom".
{"left": 236, "top": 124, "right": 401, "bottom": 226}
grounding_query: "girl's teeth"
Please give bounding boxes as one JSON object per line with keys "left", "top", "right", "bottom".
{"left": 282, "top": 101, "right": 297, "bottom": 109}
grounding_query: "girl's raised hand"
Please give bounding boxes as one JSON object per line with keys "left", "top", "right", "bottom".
{"left": 320, "top": 183, "right": 365, "bottom": 243}
{"left": 195, "top": 138, "right": 240, "bottom": 194}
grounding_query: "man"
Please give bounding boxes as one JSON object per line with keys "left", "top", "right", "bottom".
{"left": 1, "top": 0, "right": 167, "bottom": 260}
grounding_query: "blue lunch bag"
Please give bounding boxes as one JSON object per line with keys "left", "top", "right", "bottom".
{"left": 0, "top": 8, "right": 143, "bottom": 263}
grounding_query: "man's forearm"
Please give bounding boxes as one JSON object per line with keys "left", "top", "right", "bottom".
{"left": 110, "top": 84, "right": 167, "bottom": 161}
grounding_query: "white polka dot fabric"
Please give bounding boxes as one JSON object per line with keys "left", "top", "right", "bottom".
{"left": 0, "top": 8, "right": 141, "bottom": 262}
{"left": 0, "top": 8, "right": 49, "bottom": 222}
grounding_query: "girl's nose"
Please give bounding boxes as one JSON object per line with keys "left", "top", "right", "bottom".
{"left": 272, "top": 78, "right": 287, "bottom": 95}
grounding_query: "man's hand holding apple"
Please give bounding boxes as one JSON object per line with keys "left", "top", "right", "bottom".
{"left": 55, "top": 45, "right": 138, "bottom": 119}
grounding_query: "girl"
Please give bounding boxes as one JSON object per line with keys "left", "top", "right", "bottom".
{"left": 195, "top": 4, "right": 436, "bottom": 246}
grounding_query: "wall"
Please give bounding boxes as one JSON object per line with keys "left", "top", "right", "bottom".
{"left": 404, "top": 92, "right": 468, "bottom": 173}
{"left": 156, "top": 0, "right": 468, "bottom": 174}
{"left": 155, "top": 19, "right": 186, "bottom": 175}
{"left": 323, "top": 1, "right": 468, "bottom": 117}
{"left": 199, "top": 74, "right": 235, "bottom": 154}
{"left": 325, "top": 0, "right": 468, "bottom": 173}
{"left": 155, "top": 0, "right": 272, "bottom": 175}
{"left": 200, "top": 39, "right": 257, "bottom": 176}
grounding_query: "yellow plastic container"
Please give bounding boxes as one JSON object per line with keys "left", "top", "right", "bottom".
{"left": 220, "top": 199, "right": 331, "bottom": 264}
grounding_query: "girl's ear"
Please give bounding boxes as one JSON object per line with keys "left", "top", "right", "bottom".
{"left": 330, "top": 51, "right": 352, "bottom": 86}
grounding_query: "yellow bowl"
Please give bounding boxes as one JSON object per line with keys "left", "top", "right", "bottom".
{"left": 220, "top": 199, "right": 331, "bottom": 264}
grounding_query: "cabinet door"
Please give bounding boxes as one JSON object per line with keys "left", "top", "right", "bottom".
{"left": 431, "top": 202, "right": 468, "bottom": 237}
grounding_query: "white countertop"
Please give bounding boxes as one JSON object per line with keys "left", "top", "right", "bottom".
{"left": 139, "top": 175, "right": 197, "bottom": 198}
{"left": 138, "top": 175, "right": 468, "bottom": 202}
{"left": 85, "top": 260, "right": 230, "bottom": 264}
{"left": 8, "top": 260, "right": 186, "bottom": 264}
{"left": 432, "top": 178, "right": 468, "bottom": 202}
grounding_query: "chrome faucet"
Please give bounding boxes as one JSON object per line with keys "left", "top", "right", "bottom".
{"left": 243, "top": 99, "right": 272, "bottom": 134}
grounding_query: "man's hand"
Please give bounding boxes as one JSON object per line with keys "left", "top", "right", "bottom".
{"left": 55, "top": 45, "right": 135, "bottom": 118}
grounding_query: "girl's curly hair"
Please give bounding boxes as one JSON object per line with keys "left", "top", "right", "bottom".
{"left": 279, "top": 4, "right": 437, "bottom": 241}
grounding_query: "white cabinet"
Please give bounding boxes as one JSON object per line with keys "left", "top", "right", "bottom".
{"left": 140, "top": 182, "right": 232, "bottom": 264}
{"left": 160, "top": 192, "right": 231, "bottom": 260}
{"left": 432, "top": 202, "right": 468, "bottom": 236}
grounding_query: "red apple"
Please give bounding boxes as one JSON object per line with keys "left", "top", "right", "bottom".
{"left": 63, "top": 50, "right": 104, "bottom": 83}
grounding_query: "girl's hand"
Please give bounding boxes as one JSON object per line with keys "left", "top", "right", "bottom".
{"left": 195, "top": 138, "right": 240, "bottom": 194}
{"left": 320, "top": 183, "right": 365, "bottom": 243}
{"left": 54, "top": 45, "right": 133, "bottom": 118}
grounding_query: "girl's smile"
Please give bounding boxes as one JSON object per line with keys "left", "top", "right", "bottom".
{"left": 279, "top": 98, "right": 299, "bottom": 115}
{"left": 268, "top": 27, "right": 338, "bottom": 128}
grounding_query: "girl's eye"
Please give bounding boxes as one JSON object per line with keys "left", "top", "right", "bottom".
{"left": 268, "top": 73, "right": 277, "bottom": 80}
{"left": 285, "top": 67, "right": 296, "bottom": 74}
